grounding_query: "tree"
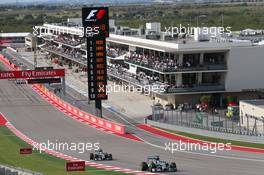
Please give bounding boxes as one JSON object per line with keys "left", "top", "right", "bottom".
{"left": 24, "top": 14, "right": 34, "bottom": 20}
{"left": 227, "top": 96, "right": 234, "bottom": 103}
{"left": 227, "top": 96, "right": 237, "bottom": 106}
{"left": 200, "top": 95, "right": 211, "bottom": 104}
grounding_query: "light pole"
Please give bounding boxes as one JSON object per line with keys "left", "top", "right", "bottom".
{"left": 239, "top": 110, "right": 242, "bottom": 134}
{"left": 246, "top": 114, "right": 249, "bottom": 135}
{"left": 32, "top": 36, "right": 38, "bottom": 69}
{"left": 252, "top": 107, "right": 255, "bottom": 134}
{"left": 261, "top": 116, "right": 264, "bottom": 135}
{"left": 221, "top": 14, "right": 224, "bottom": 27}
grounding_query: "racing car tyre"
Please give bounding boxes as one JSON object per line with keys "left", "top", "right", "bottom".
{"left": 170, "top": 162, "right": 177, "bottom": 172}
{"left": 149, "top": 162, "right": 156, "bottom": 172}
{"left": 141, "top": 162, "right": 148, "bottom": 171}
{"left": 94, "top": 154, "right": 99, "bottom": 161}
{"left": 109, "top": 154, "right": 113, "bottom": 160}
{"left": 90, "top": 153, "right": 94, "bottom": 160}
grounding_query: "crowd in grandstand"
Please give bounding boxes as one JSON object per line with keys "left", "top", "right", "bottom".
{"left": 41, "top": 36, "right": 223, "bottom": 92}
{"left": 44, "top": 44, "right": 84, "bottom": 63}
{"left": 43, "top": 42, "right": 218, "bottom": 90}
{"left": 125, "top": 52, "right": 178, "bottom": 71}
{"left": 125, "top": 52, "right": 201, "bottom": 72}
{"left": 125, "top": 52, "right": 225, "bottom": 72}
{"left": 54, "top": 34, "right": 84, "bottom": 46}
{"left": 107, "top": 47, "right": 128, "bottom": 58}
{"left": 108, "top": 63, "right": 160, "bottom": 85}
{"left": 204, "top": 56, "right": 224, "bottom": 64}
{"left": 108, "top": 63, "right": 215, "bottom": 92}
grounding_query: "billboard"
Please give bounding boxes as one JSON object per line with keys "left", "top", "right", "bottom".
{"left": 20, "top": 148, "right": 32, "bottom": 155}
{"left": 27, "top": 78, "right": 61, "bottom": 84}
{"left": 0, "top": 69, "right": 65, "bottom": 79}
{"left": 66, "top": 161, "right": 85, "bottom": 172}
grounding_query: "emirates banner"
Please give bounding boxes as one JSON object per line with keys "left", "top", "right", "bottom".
{"left": 0, "top": 69, "right": 65, "bottom": 79}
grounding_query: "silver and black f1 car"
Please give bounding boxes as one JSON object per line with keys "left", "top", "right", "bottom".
{"left": 90, "top": 149, "right": 113, "bottom": 161}
{"left": 141, "top": 156, "right": 177, "bottom": 172}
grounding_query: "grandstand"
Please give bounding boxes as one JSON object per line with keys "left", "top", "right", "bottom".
{"left": 33, "top": 23, "right": 264, "bottom": 106}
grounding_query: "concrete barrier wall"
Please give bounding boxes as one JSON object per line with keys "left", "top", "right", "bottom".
{"left": 0, "top": 164, "right": 43, "bottom": 175}
{"left": 0, "top": 55, "right": 18, "bottom": 70}
{"left": 32, "top": 84, "right": 126, "bottom": 134}
{"left": 147, "top": 119, "right": 264, "bottom": 144}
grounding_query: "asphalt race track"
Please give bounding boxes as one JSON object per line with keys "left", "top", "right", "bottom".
{"left": 0, "top": 79, "right": 264, "bottom": 175}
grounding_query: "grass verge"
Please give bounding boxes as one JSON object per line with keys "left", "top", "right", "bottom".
{"left": 0, "top": 126, "right": 129, "bottom": 175}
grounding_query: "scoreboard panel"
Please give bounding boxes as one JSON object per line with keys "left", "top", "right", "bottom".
{"left": 82, "top": 7, "right": 109, "bottom": 101}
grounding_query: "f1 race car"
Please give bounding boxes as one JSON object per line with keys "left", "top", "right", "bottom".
{"left": 141, "top": 156, "right": 177, "bottom": 172}
{"left": 90, "top": 149, "right": 113, "bottom": 161}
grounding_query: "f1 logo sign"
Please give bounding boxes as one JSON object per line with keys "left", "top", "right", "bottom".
{"left": 82, "top": 7, "right": 109, "bottom": 38}
{"left": 85, "top": 9, "right": 106, "bottom": 22}
{"left": 86, "top": 10, "right": 97, "bottom": 21}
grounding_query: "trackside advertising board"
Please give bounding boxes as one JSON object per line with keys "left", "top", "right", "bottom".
{"left": 0, "top": 69, "right": 65, "bottom": 79}
{"left": 66, "top": 161, "right": 85, "bottom": 172}
{"left": 20, "top": 148, "right": 32, "bottom": 155}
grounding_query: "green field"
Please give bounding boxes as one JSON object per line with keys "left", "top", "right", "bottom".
{"left": 1, "top": 3, "right": 264, "bottom": 32}
{"left": 115, "top": 4, "right": 264, "bottom": 30}
{"left": 0, "top": 126, "right": 129, "bottom": 175}
{"left": 155, "top": 126, "right": 264, "bottom": 149}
